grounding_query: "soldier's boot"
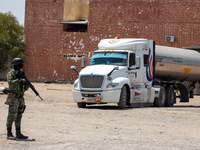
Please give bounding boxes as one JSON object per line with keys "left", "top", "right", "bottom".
{"left": 7, "top": 128, "right": 16, "bottom": 140}
{"left": 16, "top": 127, "right": 28, "bottom": 139}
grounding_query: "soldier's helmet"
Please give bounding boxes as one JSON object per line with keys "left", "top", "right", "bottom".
{"left": 12, "top": 58, "right": 24, "bottom": 70}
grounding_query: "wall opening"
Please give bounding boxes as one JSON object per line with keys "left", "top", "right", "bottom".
{"left": 61, "top": 21, "right": 88, "bottom": 32}
{"left": 63, "top": 23, "right": 87, "bottom": 32}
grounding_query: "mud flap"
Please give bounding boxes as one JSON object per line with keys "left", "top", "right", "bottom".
{"left": 176, "top": 83, "right": 189, "bottom": 102}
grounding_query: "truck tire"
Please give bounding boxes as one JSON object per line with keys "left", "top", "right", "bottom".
{"left": 165, "top": 86, "right": 175, "bottom": 107}
{"left": 118, "top": 86, "right": 127, "bottom": 109}
{"left": 77, "top": 103, "right": 86, "bottom": 108}
{"left": 154, "top": 86, "right": 166, "bottom": 107}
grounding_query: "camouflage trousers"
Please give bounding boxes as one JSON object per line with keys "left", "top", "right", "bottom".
{"left": 6, "top": 97, "right": 25, "bottom": 129}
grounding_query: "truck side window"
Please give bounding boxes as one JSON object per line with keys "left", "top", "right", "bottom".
{"left": 129, "top": 53, "right": 135, "bottom": 67}
{"left": 144, "top": 54, "right": 148, "bottom": 67}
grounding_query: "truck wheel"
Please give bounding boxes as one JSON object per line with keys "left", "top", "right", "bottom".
{"left": 165, "top": 87, "right": 175, "bottom": 107}
{"left": 118, "top": 86, "right": 127, "bottom": 109}
{"left": 77, "top": 103, "right": 86, "bottom": 108}
{"left": 154, "top": 86, "right": 166, "bottom": 107}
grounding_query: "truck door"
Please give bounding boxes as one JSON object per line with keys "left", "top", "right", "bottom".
{"left": 128, "top": 53, "right": 137, "bottom": 87}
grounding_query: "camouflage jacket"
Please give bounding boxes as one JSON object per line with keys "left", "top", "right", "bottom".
{"left": 7, "top": 69, "right": 27, "bottom": 95}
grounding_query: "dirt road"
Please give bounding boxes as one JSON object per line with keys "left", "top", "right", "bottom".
{"left": 0, "top": 81, "right": 200, "bottom": 150}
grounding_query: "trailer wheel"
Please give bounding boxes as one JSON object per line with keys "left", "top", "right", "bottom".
{"left": 154, "top": 86, "right": 166, "bottom": 107}
{"left": 165, "top": 87, "right": 175, "bottom": 107}
{"left": 118, "top": 85, "right": 127, "bottom": 109}
{"left": 77, "top": 103, "right": 86, "bottom": 108}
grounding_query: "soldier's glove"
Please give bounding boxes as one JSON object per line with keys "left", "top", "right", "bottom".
{"left": 3, "top": 88, "right": 10, "bottom": 94}
{"left": 20, "top": 79, "right": 26, "bottom": 84}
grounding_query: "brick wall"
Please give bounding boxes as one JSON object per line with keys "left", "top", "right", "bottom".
{"left": 24, "top": 0, "right": 200, "bottom": 81}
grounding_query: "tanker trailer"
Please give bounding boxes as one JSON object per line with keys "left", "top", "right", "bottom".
{"left": 154, "top": 45, "right": 200, "bottom": 105}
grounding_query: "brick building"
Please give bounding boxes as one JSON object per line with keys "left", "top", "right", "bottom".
{"left": 24, "top": 0, "right": 200, "bottom": 82}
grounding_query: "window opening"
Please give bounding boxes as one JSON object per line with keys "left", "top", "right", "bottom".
{"left": 61, "top": 21, "right": 88, "bottom": 32}
{"left": 144, "top": 54, "right": 149, "bottom": 67}
{"left": 63, "top": 24, "right": 87, "bottom": 32}
{"left": 129, "top": 53, "right": 135, "bottom": 67}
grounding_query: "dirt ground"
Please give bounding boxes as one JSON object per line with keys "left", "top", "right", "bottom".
{"left": 0, "top": 81, "right": 200, "bottom": 150}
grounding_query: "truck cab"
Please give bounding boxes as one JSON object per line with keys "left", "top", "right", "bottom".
{"left": 71, "top": 37, "right": 161, "bottom": 109}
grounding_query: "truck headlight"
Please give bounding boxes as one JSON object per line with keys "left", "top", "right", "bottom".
{"left": 74, "top": 82, "right": 79, "bottom": 89}
{"left": 107, "top": 83, "right": 119, "bottom": 88}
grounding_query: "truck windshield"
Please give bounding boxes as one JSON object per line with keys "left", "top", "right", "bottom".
{"left": 90, "top": 52, "right": 127, "bottom": 66}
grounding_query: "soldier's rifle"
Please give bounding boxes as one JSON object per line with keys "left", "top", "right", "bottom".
{"left": 16, "top": 70, "right": 43, "bottom": 100}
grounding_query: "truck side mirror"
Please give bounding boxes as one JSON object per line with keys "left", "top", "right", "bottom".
{"left": 136, "top": 56, "right": 141, "bottom": 69}
{"left": 113, "top": 66, "right": 119, "bottom": 70}
{"left": 81, "top": 56, "right": 85, "bottom": 68}
{"left": 108, "top": 66, "right": 119, "bottom": 77}
{"left": 70, "top": 66, "right": 76, "bottom": 70}
{"left": 70, "top": 66, "right": 79, "bottom": 75}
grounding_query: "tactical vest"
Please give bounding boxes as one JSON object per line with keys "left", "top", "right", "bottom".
{"left": 7, "top": 69, "right": 26, "bottom": 95}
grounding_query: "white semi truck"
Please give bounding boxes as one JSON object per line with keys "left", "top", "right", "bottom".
{"left": 71, "top": 36, "right": 200, "bottom": 109}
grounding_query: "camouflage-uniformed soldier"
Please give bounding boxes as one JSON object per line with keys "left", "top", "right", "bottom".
{"left": 6, "top": 58, "right": 28, "bottom": 140}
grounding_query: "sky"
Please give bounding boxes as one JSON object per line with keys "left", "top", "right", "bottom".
{"left": 0, "top": 0, "right": 26, "bottom": 26}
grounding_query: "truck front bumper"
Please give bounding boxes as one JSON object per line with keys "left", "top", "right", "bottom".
{"left": 73, "top": 89, "right": 121, "bottom": 103}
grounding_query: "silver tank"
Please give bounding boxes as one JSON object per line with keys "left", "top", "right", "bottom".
{"left": 155, "top": 45, "right": 200, "bottom": 82}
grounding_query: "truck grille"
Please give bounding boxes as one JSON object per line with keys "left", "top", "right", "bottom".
{"left": 81, "top": 75, "right": 104, "bottom": 88}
